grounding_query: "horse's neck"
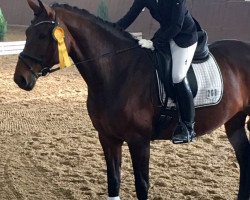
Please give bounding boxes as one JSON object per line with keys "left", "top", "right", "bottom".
{"left": 58, "top": 9, "right": 136, "bottom": 93}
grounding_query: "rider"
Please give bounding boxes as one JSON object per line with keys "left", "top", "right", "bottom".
{"left": 116, "top": 0, "right": 198, "bottom": 144}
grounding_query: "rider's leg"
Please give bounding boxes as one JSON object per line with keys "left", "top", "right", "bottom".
{"left": 170, "top": 39, "right": 197, "bottom": 144}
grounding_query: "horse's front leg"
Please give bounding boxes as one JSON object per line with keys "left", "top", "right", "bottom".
{"left": 128, "top": 138, "right": 150, "bottom": 200}
{"left": 99, "top": 133, "right": 123, "bottom": 200}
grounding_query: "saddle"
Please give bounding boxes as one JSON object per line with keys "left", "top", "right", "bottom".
{"left": 153, "top": 30, "right": 211, "bottom": 138}
{"left": 193, "top": 30, "right": 209, "bottom": 63}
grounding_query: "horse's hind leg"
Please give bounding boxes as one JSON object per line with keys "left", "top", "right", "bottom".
{"left": 225, "top": 112, "right": 250, "bottom": 200}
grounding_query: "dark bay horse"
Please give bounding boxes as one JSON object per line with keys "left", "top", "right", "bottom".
{"left": 13, "top": 0, "right": 250, "bottom": 199}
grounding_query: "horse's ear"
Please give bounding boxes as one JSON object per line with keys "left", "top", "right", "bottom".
{"left": 37, "top": 0, "right": 55, "bottom": 18}
{"left": 27, "top": 0, "right": 41, "bottom": 14}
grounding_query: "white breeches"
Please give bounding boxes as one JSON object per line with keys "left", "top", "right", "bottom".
{"left": 170, "top": 39, "right": 197, "bottom": 84}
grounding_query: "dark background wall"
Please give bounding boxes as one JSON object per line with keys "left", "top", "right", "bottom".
{"left": 1, "top": 0, "right": 250, "bottom": 42}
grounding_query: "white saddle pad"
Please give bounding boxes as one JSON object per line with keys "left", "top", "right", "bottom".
{"left": 193, "top": 53, "right": 223, "bottom": 107}
{"left": 165, "top": 53, "right": 223, "bottom": 108}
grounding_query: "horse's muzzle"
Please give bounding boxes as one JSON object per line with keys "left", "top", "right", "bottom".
{"left": 13, "top": 73, "right": 36, "bottom": 91}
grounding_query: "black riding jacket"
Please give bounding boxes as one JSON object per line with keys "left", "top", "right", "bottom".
{"left": 117, "top": 0, "right": 198, "bottom": 48}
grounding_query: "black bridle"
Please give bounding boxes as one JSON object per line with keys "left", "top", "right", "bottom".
{"left": 18, "top": 20, "right": 60, "bottom": 78}
{"left": 19, "top": 51, "right": 60, "bottom": 78}
{"left": 19, "top": 19, "right": 140, "bottom": 79}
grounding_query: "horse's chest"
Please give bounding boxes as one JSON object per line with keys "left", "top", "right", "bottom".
{"left": 87, "top": 97, "right": 153, "bottom": 140}
{"left": 89, "top": 109, "right": 128, "bottom": 137}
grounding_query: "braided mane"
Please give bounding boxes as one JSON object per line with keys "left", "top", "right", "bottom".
{"left": 51, "top": 3, "right": 137, "bottom": 42}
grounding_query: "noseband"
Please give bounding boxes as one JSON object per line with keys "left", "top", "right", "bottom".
{"left": 18, "top": 20, "right": 61, "bottom": 78}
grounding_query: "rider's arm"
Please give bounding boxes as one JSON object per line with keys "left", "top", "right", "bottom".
{"left": 116, "top": 0, "right": 145, "bottom": 30}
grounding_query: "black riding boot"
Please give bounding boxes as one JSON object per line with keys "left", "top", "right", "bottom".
{"left": 172, "top": 78, "right": 196, "bottom": 144}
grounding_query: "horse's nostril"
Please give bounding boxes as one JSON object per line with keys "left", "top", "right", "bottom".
{"left": 14, "top": 75, "right": 27, "bottom": 87}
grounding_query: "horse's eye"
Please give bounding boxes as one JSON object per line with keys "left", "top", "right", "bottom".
{"left": 38, "top": 33, "right": 47, "bottom": 39}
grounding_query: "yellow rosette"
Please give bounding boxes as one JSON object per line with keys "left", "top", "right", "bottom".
{"left": 53, "top": 26, "right": 71, "bottom": 69}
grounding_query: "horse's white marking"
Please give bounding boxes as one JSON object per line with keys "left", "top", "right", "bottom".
{"left": 108, "top": 197, "right": 120, "bottom": 200}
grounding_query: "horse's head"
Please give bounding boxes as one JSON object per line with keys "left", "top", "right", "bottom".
{"left": 14, "top": 0, "right": 68, "bottom": 91}
{"left": 14, "top": 0, "right": 139, "bottom": 91}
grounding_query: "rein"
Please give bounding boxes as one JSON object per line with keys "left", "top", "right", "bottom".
{"left": 67, "top": 45, "right": 139, "bottom": 66}
{"left": 19, "top": 19, "right": 140, "bottom": 78}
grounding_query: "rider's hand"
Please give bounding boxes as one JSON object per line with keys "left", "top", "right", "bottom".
{"left": 138, "top": 39, "right": 155, "bottom": 50}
